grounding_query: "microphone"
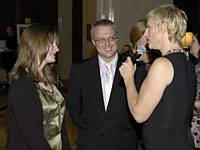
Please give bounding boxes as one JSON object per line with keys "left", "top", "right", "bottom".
{"left": 119, "top": 45, "right": 146, "bottom": 86}
{"left": 129, "top": 45, "right": 146, "bottom": 64}
{"left": 120, "top": 45, "right": 146, "bottom": 64}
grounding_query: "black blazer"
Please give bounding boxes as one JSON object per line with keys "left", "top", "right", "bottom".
{"left": 6, "top": 74, "right": 70, "bottom": 150}
{"left": 67, "top": 55, "right": 138, "bottom": 150}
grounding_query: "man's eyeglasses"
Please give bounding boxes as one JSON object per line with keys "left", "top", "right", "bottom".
{"left": 94, "top": 36, "right": 117, "bottom": 43}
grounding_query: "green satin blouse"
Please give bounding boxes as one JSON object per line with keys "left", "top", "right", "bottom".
{"left": 36, "top": 84, "right": 66, "bottom": 150}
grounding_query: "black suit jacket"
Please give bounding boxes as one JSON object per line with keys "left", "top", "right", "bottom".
{"left": 67, "top": 54, "right": 138, "bottom": 150}
{"left": 6, "top": 74, "right": 70, "bottom": 150}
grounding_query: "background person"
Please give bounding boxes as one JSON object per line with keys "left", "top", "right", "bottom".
{"left": 119, "top": 4, "right": 196, "bottom": 150}
{"left": 67, "top": 19, "right": 138, "bottom": 150}
{"left": 2, "top": 26, "right": 18, "bottom": 78}
{"left": 122, "top": 19, "right": 161, "bottom": 150}
{"left": 190, "top": 27, "right": 200, "bottom": 150}
{"left": 129, "top": 19, "right": 161, "bottom": 150}
{"left": 6, "top": 23, "right": 70, "bottom": 150}
{"left": 129, "top": 19, "right": 161, "bottom": 91}
{"left": 120, "top": 19, "right": 161, "bottom": 91}
{"left": 4, "top": 26, "right": 17, "bottom": 50}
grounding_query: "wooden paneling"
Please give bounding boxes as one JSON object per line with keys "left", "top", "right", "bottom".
{"left": 0, "top": 0, "right": 58, "bottom": 40}
{"left": 174, "top": 0, "right": 200, "bottom": 31}
{"left": 82, "top": 0, "right": 97, "bottom": 59}
{"left": 17, "top": 0, "right": 58, "bottom": 28}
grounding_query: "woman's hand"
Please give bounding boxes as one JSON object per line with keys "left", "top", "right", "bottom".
{"left": 119, "top": 57, "right": 136, "bottom": 83}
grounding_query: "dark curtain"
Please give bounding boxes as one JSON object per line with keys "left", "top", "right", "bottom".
{"left": 72, "top": 0, "right": 82, "bottom": 62}
{"left": 0, "top": 0, "right": 15, "bottom": 39}
{"left": 174, "top": 0, "right": 200, "bottom": 31}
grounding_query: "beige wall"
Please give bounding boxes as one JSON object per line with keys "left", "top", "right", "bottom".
{"left": 58, "top": 0, "right": 173, "bottom": 79}
{"left": 57, "top": 0, "right": 72, "bottom": 80}
{"left": 97, "top": 0, "right": 173, "bottom": 52}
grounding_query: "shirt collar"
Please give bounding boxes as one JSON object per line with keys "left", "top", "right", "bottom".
{"left": 98, "top": 53, "right": 118, "bottom": 70}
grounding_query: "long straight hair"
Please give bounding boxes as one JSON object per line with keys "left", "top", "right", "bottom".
{"left": 9, "top": 23, "right": 58, "bottom": 84}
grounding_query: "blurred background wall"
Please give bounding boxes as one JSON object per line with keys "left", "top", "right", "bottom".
{"left": 1, "top": 0, "right": 200, "bottom": 80}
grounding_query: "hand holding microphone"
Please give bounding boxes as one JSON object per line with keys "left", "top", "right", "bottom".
{"left": 120, "top": 45, "right": 146, "bottom": 82}
{"left": 131, "top": 45, "right": 147, "bottom": 64}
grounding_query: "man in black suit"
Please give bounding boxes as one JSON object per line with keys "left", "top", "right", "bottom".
{"left": 67, "top": 19, "right": 138, "bottom": 150}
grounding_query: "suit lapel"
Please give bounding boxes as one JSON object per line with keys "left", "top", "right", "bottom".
{"left": 87, "top": 54, "right": 126, "bottom": 113}
{"left": 106, "top": 55, "right": 126, "bottom": 112}
{"left": 87, "top": 55, "right": 105, "bottom": 112}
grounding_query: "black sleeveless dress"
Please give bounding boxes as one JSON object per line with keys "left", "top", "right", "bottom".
{"left": 142, "top": 53, "right": 196, "bottom": 150}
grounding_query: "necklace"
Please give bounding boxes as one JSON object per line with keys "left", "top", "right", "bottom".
{"left": 164, "top": 49, "right": 189, "bottom": 60}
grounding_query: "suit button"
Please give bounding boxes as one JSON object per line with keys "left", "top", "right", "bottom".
{"left": 100, "top": 130, "right": 107, "bottom": 137}
{"left": 104, "top": 117, "right": 108, "bottom": 121}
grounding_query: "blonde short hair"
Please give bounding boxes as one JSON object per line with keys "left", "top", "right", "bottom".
{"left": 147, "top": 4, "right": 187, "bottom": 45}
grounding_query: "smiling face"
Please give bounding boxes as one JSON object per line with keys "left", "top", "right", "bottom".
{"left": 92, "top": 25, "right": 118, "bottom": 63}
{"left": 39, "top": 41, "right": 59, "bottom": 70}
{"left": 44, "top": 41, "right": 59, "bottom": 64}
